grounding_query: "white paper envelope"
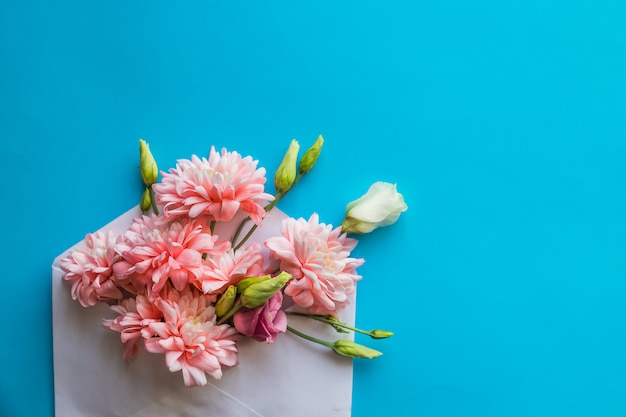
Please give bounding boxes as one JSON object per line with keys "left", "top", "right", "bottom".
{"left": 52, "top": 206, "right": 355, "bottom": 417}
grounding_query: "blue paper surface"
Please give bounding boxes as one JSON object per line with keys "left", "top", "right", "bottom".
{"left": 2, "top": 1, "right": 626, "bottom": 416}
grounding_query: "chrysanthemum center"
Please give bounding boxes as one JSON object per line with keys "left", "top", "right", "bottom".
{"left": 322, "top": 252, "right": 336, "bottom": 270}
{"left": 190, "top": 166, "right": 228, "bottom": 183}
{"left": 90, "top": 246, "right": 107, "bottom": 259}
{"left": 181, "top": 317, "right": 211, "bottom": 343}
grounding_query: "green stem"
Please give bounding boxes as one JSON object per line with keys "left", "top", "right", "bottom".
{"left": 149, "top": 186, "right": 159, "bottom": 215}
{"left": 232, "top": 196, "right": 280, "bottom": 251}
{"left": 231, "top": 172, "right": 305, "bottom": 251}
{"left": 286, "top": 312, "right": 370, "bottom": 336}
{"left": 287, "top": 325, "right": 334, "bottom": 348}
{"left": 230, "top": 217, "right": 251, "bottom": 247}
{"left": 209, "top": 220, "right": 216, "bottom": 234}
{"left": 216, "top": 301, "right": 243, "bottom": 325}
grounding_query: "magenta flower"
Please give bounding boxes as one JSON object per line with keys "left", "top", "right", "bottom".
{"left": 265, "top": 213, "right": 364, "bottom": 315}
{"left": 60, "top": 230, "right": 123, "bottom": 307}
{"left": 144, "top": 290, "right": 239, "bottom": 386}
{"left": 153, "top": 146, "right": 274, "bottom": 226}
{"left": 114, "top": 215, "right": 231, "bottom": 294}
{"left": 233, "top": 291, "right": 287, "bottom": 343}
{"left": 102, "top": 295, "right": 163, "bottom": 361}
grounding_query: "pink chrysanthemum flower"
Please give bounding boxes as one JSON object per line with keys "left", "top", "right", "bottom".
{"left": 197, "top": 242, "right": 266, "bottom": 294}
{"left": 60, "top": 230, "right": 123, "bottom": 307}
{"left": 102, "top": 295, "right": 163, "bottom": 361}
{"left": 153, "top": 146, "right": 274, "bottom": 226}
{"left": 144, "top": 290, "right": 239, "bottom": 387}
{"left": 113, "top": 215, "right": 231, "bottom": 294}
{"left": 265, "top": 213, "right": 365, "bottom": 315}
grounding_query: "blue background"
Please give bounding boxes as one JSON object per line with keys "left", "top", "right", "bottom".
{"left": 1, "top": 1, "right": 625, "bottom": 416}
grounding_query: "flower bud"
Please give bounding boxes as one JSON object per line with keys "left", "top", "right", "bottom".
{"left": 332, "top": 340, "right": 382, "bottom": 359}
{"left": 215, "top": 285, "right": 237, "bottom": 318}
{"left": 370, "top": 329, "right": 394, "bottom": 339}
{"left": 240, "top": 271, "right": 292, "bottom": 309}
{"left": 139, "top": 138, "right": 158, "bottom": 186}
{"left": 236, "top": 274, "right": 272, "bottom": 293}
{"left": 274, "top": 139, "right": 300, "bottom": 194}
{"left": 140, "top": 187, "right": 151, "bottom": 213}
{"left": 341, "top": 181, "right": 408, "bottom": 234}
{"left": 298, "top": 135, "right": 324, "bottom": 175}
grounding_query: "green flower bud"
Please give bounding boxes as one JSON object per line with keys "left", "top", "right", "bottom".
{"left": 139, "top": 138, "right": 158, "bottom": 186}
{"left": 240, "top": 271, "right": 292, "bottom": 309}
{"left": 274, "top": 139, "right": 300, "bottom": 194}
{"left": 298, "top": 135, "right": 324, "bottom": 174}
{"left": 215, "top": 285, "right": 237, "bottom": 318}
{"left": 332, "top": 340, "right": 382, "bottom": 359}
{"left": 140, "top": 187, "right": 151, "bottom": 213}
{"left": 236, "top": 274, "right": 272, "bottom": 293}
{"left": 370, "top": 329, "right": 394, "bottom": 339}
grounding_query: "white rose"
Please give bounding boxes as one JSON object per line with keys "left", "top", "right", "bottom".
{"left": 340, "top": 182, "right": 408, "bottom": 234}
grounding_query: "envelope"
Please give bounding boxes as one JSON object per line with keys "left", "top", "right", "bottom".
{"left": 52, "top": 206, "right": 356, "bottom": 417}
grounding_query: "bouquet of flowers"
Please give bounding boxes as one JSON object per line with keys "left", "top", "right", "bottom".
{"left": 58, "top": 136, "right": 407, "bottom": 388}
